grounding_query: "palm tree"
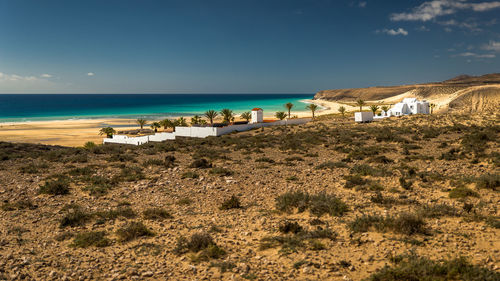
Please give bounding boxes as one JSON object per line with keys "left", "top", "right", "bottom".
{"left": 285, "top": 102, "right": 294, "bottom": 119}
{"left": 338, "top": 106, "right": 346, "bottom": 117}
{"left": 150, "top": 122, "right": 161, "bottom": 132}
{"left": 430, "top": 103, "right": 436, "bottom": 114}
{"left": 306, "top": 104, "right": 319, "bottom": 121}
{"left": 99, "top": 127, "right": 116, "bottom": 138}
{"left": 369, "top": 105, "right": 379, "bottom": 115}
{"left": 159, "top": 119, "right": 174, "bottom": 131}
{"left": 240, "top": 112, "right": 251, "bottom": 122}
{"left": 204, "top": 110, "right": 218, "bottom": 126}
{"left": 381, "top": 105, "right": 390, "bottom": 116}
{"left": 356, "top": 99, "right": 366, "bottom": 112}
{"left": 136, "top": 118, "right": 147, "bottom": 130}
{"left": 275, "top": 111, "right": 287, "bottom": 120}
{"left": 175, "top": 117, "right": 188, "bottom": 127}
{"left": 191, "top": 115, "right": 202, "bottom": 125}
{"left": 220, "top": 108, "right": 234, "bottom": 124}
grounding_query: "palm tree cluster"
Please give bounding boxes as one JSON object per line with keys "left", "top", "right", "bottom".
{"left": 306, "top": 103, "right": 318, "bottom": 121}
{"left": 240, "top": 112, "right": 251, "bottom": 122}
{"left": 381, "top": 105, "right": 390, "bottom": 116}
{"left": 356, "top": 99, "right": 366, "bottom": 112}
{"left": 275, "top": 111, "right": 287, "bottom": 120}
{"left": 136, "top": 118, "right": 147, "bottom": 129}
{"left": 338, "top": 106, "right": 346, "bottom": 117}
{"left": 369, "top": 105, "right": 379, "bottom": 115}
{"left": 220, "top": 108, "right": 234, "bottom": 124}
{"left": 99, "top": 127, "right": 116, "bottom": 138}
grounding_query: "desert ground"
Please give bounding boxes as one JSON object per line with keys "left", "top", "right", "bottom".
{"left": 0, "top": 112, "right": 498, "bottom": 280}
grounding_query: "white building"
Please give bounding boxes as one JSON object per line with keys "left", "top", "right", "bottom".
{"left": 387, "top": 98, "right": 429, "bottom": 116}
{"left": 251, "top": 108, "right": 263, "bottom": 123}
{"left": 355, "top": 111, "right": 374, "bottom": 123}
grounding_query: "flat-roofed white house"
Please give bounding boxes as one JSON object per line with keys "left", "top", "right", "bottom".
{"left": 251, "top": 108, "right": 263, "bottom": 123}
{"left": 387, "top": 98, "right": 430, "bottom": 116}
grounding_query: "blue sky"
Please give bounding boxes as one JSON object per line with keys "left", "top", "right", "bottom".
{"left": 0, "top": 0, "right": 499, "bottom": 93}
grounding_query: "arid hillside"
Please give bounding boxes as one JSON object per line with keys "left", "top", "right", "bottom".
{"left": 0, "top": 112, "right": 499, "bottom": 280}
{"left": 314, "top": 73, "right": 500, "bottom": 113}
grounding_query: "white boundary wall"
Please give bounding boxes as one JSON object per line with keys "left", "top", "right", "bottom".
{"left": 103, "top": 118, "right": 311, "bottom": 145}
{"left": 148, "top": 132, "right": 176, "bottom": 142}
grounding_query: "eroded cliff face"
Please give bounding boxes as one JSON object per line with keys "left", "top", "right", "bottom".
{"left": 314, "top": 73, "right": 500, "bottom": 112}
{"left": 314, "top": 85, "right": 418, "bottom": 101}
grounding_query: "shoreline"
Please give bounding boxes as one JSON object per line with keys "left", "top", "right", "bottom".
{"left": 0, "top": 99, "right": 344, "bottom": 147}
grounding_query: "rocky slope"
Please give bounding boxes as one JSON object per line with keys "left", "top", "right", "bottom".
{"left": 0, "top": 112, "right": 499, "bottom": 280}
{"left": 314, "top": 73, "right": 500, "bottom": 112}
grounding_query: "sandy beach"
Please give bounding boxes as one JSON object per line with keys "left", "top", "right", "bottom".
{"left": 0, "top": 99, "right": 355, "bottom": 147}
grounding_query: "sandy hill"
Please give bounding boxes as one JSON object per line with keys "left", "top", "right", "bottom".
{"left": 314, "top": 73, "right": 500, "bottom": 113}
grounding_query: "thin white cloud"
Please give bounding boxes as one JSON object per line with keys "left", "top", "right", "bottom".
{"left": 482, "top": 40, "right": 500, "bottom": 52}
{"left": 470, "top": 2, "right": 500, "bottom": 11}
{"left": 438, "top": 19, "right": 481, "bottom": 31}
{"left": 416, "top": 25, "right": 430, "bottom": 31}
{"left": 391, "top": 0, "right": 500, "bottom": 22}
{"left": 0, "top": 72, "right": 40, "bottom": 82}
{"left": 376, "top": 28, "right": 409, "bottom": 36}
{"left": 87, "top": 72, "right": 95, "bottom": 76}
{"left": 359, "top": 1, "right": 367, "bottom": 8}
{"left": 40, "top": 73, "right": 52, "bottom": 78}
{"left": 457, "top": 52, "right": 496, "bottom": 58}
{"left": 0, "top": 72, "right": 63, "bottom": 93}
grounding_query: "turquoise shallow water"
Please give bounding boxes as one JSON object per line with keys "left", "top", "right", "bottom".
{"left": 0, "top": 94, "right": 313, "bottom": 122}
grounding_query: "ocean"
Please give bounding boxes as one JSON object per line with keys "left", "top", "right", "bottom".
{"left": 0, "top": 94, "right": 313, "bottom": 122}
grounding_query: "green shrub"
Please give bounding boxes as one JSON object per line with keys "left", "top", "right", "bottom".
{"left": 39, "top": 177, "right": 70, "bottom": 195}
{"left": 399, "top": 177, "right": 413, "bottom": 190}
{"left": 370, "top": 192, "right": 398, "bottom": 206}
{"left": 366, "top": 255, "right": 500, "bottom": 281}
{"left": 82, "top": 185, "right": 109, "bottom": 197}
{"left": 143, "top": 208, "right": 173, "bottom": 220}
{"left": 1, "top": 199, "right": 36, "bottom": 211}
{"left": 275, "top": 191, "right": 310, "bottom": 213}
{"left": 95, "top": 207, "right": 137, "bottom": 220}
{"left": 210, "top": 261, "right": 236, "bottom": 273}
{"left": 219, "top": 195, "right": 242, "bottom": 210}
{"left": 177, "top": 198, "right": 194, "bottom": 205}
{"left": 485, "top": 216, "right": 500, "bottom": 229}
{"left": 71, "top": 231, "right": 110, "bottom": 248}
{"left": 189, "top": 158, "right": 212, "bottom": 169}
{"left": 181, "top": 171, "right": 199, "bottom": 179}
{"left": 284, "top": 156, "right": 304, "bottom": 162}
{"left": 417, "top": 204, "right": 459, "bottom": 218}
{"left": 164, "top": 155, "right": 176, "bottom": 167}
{"left": 275, "top": 191, "right": 348, "bottom": 217}
{"left": 174, "top": 232, "right": 225, "bottom": 260}
{"left": 344, "top": 174, "right": 368, "bottom": 189}
{"left": 116, "top": 221, "right": 154, "bottom": 242}
{"left": 60, "top": 205, "right": 92, "bottom": 227}
{"left": 68, "top": 166, "right": 94, "bottom": 176}
{"left": 255, "top": 157, "right": 274, "bottom": 163}
{"left": 113, "top": 166, "right": 144, "bottom": 182}
{"left": 279, "top": 221, "right": 303, "bottom": 234}
{"left": 475, "top": 173, "right": 499, "bottom": 191}
{"left": 142, "top": 159, "right": 165, "bottom": 167}
{"left": 309, "top": 193, "right": 349, "bottom": 217}
{"left": 209, "top": 167, "right": 233, "bottom": 176}
{"left": 351, "top": 164, "right": 387, "bottom": 177}
{"left": 449, "top": 187, "right": 479, "bottom": 199}
{"left": 349, "top": 213, "right": 427, "bottom": 235}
